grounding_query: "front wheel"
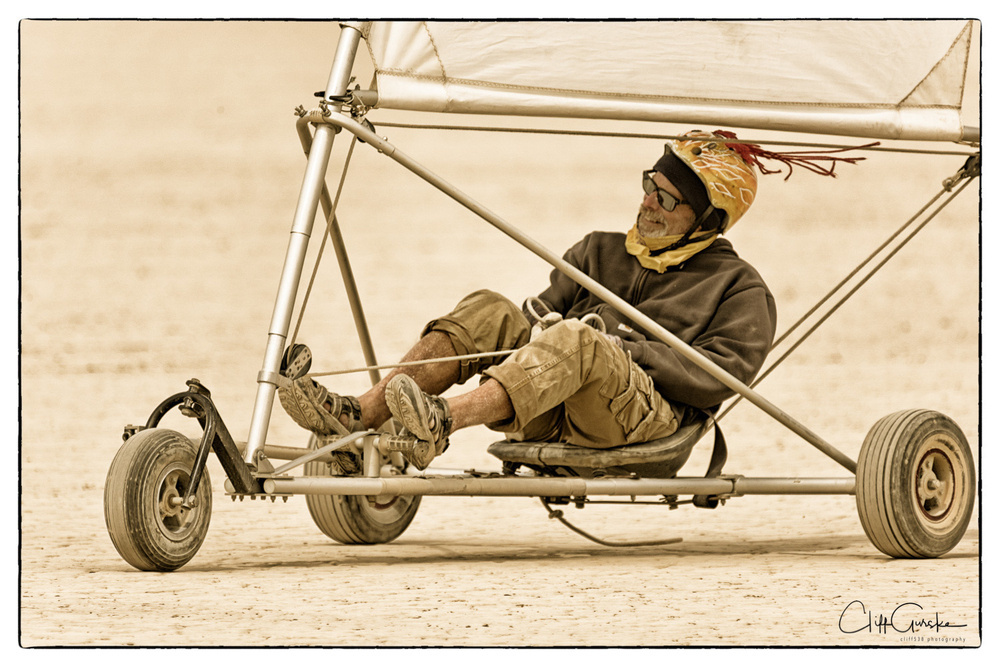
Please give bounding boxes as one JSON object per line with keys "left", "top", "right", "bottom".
{"left": 856, "top": 410, "right": 975, "bottom": 558}
{"left": 104, "top": 428, "right": 212, "bottom": 571}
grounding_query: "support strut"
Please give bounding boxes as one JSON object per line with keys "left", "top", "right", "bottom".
{"left": 242, "top": 23, "right": 366, "bottom": 468}
{"left": 143, "top": 379, "right": 262, "bottom": 500}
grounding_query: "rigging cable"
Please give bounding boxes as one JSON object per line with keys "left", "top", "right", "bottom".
{"left": 540, "top": 498, "right": 683, "bottom": 548}
{"left": 716, "top": 169, "right": 977, "bottom": 422}
{"left": 369, "top": 121, "right": 977, "bottom": 156}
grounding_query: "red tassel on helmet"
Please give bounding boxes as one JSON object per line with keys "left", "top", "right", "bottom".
{"left": 714, "top": 129, "right": 878, "bottom": 180}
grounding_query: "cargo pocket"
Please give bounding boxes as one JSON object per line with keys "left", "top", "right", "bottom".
{"left": 609, "top": 363, "right": 660, "bottom": 443}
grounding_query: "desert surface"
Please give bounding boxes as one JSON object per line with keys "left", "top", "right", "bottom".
{"left": 17, "top": 21, "right": 983, "bottom": 649}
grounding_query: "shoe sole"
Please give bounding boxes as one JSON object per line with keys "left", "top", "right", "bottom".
{"left": 385, "top": 375, "right": 436, "bottom": 443}
{"left": 279, "top": 378, "right": 341, "bottom": 436}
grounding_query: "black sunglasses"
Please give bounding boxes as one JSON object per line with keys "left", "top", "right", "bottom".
{"left": 642, "top": 170, "right": 687, "bottom": 211}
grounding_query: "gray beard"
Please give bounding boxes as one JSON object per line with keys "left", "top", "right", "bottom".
{"left": 636, "top": 208, "right": 673, "bottom": 238}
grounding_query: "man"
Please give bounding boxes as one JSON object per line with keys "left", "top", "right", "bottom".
{"left": 279, "top": 130, "right": 777, "bottom": 470}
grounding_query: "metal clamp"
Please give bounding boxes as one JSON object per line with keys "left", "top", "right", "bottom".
{"left": 257, "top": 369, "right": 291, "bottom": 389}
{"left": 943, "top": 153, "right": 981, "bottom": 191}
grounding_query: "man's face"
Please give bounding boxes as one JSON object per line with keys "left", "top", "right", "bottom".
{"left": 636, "top": 171, "right": 697, "bottom": 238}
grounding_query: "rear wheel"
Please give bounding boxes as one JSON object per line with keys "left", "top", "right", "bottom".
{"left": 104, "top": 428, "right": 212, "bottom": 571}
{"left": 304, "top": 435, "right": 421, "bottom": 544}
{"left": 856, "top": 410, "right": 975, "bottom": 558}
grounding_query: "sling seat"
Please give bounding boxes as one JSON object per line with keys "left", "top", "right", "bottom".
{"left": 487, "top": 413, "right": 714, "bottom": 479}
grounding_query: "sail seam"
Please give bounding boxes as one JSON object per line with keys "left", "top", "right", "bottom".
{"left": 420, "top": 21, "right": 448, "bottom": 80}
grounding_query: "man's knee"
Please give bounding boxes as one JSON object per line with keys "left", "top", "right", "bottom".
{"left": 443, "top": 290, "right": 529, "bottom": 344}
{"left": 423, "top": 290, "right": 521, "bottom": 337}
{"left": 456, "top": 289, "right": 522, "bottom": 321}
{"left": 422, "top": 289, "right": 531, "bottom": 384}
{"left": 535, "top": 317, "right": 605, "bottom": 349}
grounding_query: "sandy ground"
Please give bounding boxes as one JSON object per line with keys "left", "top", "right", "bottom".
{"left": 16, "top": 21, "right": 984, "bottom": 650}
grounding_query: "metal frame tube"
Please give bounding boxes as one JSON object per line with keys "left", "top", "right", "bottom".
{"left": 315, "top": 113, "right": 859, "bottom": 473}
{"left": 296, "top": 116, "right": 381, "bottom": 386}
{"left": 261, "top": 475, "right": 855, "bottom": 497}
{"left": 731, "top": 477, "right": 856, "bottom": 494}
{"left": 243, "top": 24, "right": 365, "bottom": 466}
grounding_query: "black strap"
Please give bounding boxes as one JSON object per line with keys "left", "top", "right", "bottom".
{"left": 648, "top": 205, "right": 718, "bottom": 256}
{"left": 343, "top": 395, "right": 363, "bottom": 424}
{"left": 693, "top": 416, "right": 728, "bottom": 509}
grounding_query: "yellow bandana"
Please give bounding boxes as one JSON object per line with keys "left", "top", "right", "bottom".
{"left": 625, "top": 224, "right": 718, "bottom": 272}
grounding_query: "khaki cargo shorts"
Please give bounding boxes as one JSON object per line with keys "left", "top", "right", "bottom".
{"left": 423, "top": 289, "right": 679, "bottom": 448}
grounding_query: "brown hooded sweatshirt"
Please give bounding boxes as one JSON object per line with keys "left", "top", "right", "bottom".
{"left": 533, "top": 231, "right": 777, "bottom": 412}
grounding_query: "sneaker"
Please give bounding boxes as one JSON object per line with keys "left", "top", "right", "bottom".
{"left": 277, "top": 344, "right": 363, "bottom": 437}
{"left": 278, "top": 377, "right": 363, "bottom": 437}
{"left": 385, "top": 374, "right": 452, "bottom": 458}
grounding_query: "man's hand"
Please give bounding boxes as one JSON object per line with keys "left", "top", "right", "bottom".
{"left": 601, "top": 332, "right": 624, "bottom": 348}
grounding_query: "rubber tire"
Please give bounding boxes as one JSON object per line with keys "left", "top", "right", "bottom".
{"left": 104, "top": 428, "right": 212, "bottom": 571}
{"left": 856, "top": 410, "right": 975, "bottom": 558}
{"left": 303, "top": 435, "right": 421, "bottom": 544}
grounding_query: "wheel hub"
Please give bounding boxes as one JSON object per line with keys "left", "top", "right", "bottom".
{"left": 158, "top": 468, "right": 194, "bottom": 532}
{"left": 915, "top": 448, "right": 955, "bottom": 520}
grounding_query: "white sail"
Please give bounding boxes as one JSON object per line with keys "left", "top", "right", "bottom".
{"left": 359, "top": 20, "right": 976, "bottom": 142}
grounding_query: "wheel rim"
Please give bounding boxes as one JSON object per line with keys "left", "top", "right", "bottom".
{"left": 324, "top": 441, "right": 413, "bottom": 520}
{"left": 366, "top": 494, "right": 403, "bottom": 511}
{"left": 155, "top": 463, "right": 200, "bottom": 541}
{"left": 915, "top": 448, "right": 955, "bottom": 521}
{"left": 908, "top": 431, "right": 969, "bottom": 537}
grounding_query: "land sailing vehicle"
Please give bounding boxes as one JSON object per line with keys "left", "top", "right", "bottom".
{"left": 104, "top": 21, "right": 980, "bottom": 571}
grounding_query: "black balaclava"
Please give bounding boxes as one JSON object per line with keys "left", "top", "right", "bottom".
{"left": 652, "top": 150, "right": 725, "bottom": 232}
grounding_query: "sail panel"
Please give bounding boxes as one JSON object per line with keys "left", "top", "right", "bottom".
{"left": 362, "top": 20, "right": 975, "bottom": 141}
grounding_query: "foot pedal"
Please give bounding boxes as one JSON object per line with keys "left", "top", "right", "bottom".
{"left": 280, "top": 343, "right": 312, "bottom": 380}
{"left": 381, "top": 434, "right": 435, "bottom": 470}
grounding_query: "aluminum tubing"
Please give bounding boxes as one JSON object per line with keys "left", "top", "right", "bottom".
{"left": 234, "top": 441, "right": 336, "bottom": 463}
{"left": 244, "top": 24, "right": 364, "bottom": 466}
{"left": 263, "top": 476, "right": 735, "bottom": 497}
{"left": 732, "top": 477, "right": 855, "bottom": 495}
{"left": 294, "top": 115, "right": 381, "bottom": 386}
{"left": 324, "top": 25, "right": 364, "bottom": 102}
{"left": 243, "top": 125, "right": 337, "bottom": 465}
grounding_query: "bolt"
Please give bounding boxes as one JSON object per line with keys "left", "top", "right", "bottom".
{"left": 186, "top": 378, "right": 211, "bottom": 397}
